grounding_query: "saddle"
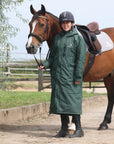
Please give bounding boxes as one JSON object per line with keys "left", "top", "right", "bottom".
{"left": 76, "top": 22, "right": 101, "bottom": 55}
{"left": 75, "top": 22, "right": 102, "bottom": 77}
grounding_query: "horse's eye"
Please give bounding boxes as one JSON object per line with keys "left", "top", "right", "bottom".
{"left": 40, "top": 23, "right": 44, "bottom": 27}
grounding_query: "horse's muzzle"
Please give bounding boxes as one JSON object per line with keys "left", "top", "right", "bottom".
{"left": 26, "top": 44, "right": 38, "bottom": 54}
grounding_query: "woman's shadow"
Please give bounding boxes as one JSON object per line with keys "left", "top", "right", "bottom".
{"left": 0, "top": 124, "right": 59, "bottom": 138}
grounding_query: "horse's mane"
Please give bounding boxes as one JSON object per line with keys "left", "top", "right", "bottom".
{"left": 46, "top": 11, "right": 59, "bottom": 19}
{"left": 33, "top": 10, "right": 59, "bottom": 21}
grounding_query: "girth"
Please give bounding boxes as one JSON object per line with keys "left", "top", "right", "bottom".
{"left": 83, "top": 53, "right": 95, "bottom": 78}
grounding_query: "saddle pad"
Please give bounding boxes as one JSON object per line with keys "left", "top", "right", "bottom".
{"left": 96, "top": 31, "right": 114, "bottom": 53}
{"left": 76, "top": 27, "right": 114, "bottom": 54}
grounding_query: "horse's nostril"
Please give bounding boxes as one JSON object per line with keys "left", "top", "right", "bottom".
{"left": 30, "top": 44, "right": 34, "bottom": 49}
{"left": 26, "top": 44, "right": 37, "bottom": 54}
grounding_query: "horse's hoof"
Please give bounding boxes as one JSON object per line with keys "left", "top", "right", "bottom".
{"left": 98, "top": 123, "right": 108, "bottom": 130}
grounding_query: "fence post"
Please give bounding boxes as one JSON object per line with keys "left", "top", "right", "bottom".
{"left": 89, "top": 82, "right": 91, "bottom": 89}
{"left": 6, "top": 44, "right": 10, "bottom": 78}
{"left": 38, "top": 69, "right": 43, "bottom": 91}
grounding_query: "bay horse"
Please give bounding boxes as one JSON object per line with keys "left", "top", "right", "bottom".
{"left": 26, "top": 4, "right": 114, "bottom": 130}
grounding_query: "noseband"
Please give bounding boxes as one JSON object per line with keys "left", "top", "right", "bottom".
{"left": 28, "top": 16, "right": 49, "bottom": 43}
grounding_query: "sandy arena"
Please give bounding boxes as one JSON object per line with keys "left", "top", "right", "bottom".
{"left": 0, "top": 95, "right": 114, "bottom": 144}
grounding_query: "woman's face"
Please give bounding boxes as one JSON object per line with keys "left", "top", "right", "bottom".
{"left": 61, "top": 21, "right": 72, "bottom": 31}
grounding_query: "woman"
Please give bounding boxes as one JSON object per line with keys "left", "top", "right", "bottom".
{"left": 39, "top": 11, "right": 87, "bottom": 138}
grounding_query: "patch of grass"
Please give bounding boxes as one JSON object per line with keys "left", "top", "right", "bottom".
{"left": 82, "top": 91, "right": 105, "bottom": 98}
{"left": 0, "top": 91, "right": 51, "bottom": 109}
{"left": 0, "top": 91, "right": 106, "bottom": 109}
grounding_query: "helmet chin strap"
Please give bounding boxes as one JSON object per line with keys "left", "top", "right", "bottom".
{"left": 61, "top": 25, "right": 74, "bottom": 32}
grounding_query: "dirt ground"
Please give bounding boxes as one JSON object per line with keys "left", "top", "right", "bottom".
{"left": 13, "top": 81, "right": 107, "bottom": 93}
{"left": 0, "top": 95, "right": 114, "bottom": 144}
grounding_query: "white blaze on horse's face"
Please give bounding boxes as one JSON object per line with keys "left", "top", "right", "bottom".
{"left": 27, "top": 20, "right": 38, "bottom": 48}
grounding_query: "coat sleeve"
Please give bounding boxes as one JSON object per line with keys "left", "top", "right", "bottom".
{"left": 74, "top": 36, "right": 87, "bottom": 82}
{"left": 42, "top": 38, "right": 55, "bottom": 69}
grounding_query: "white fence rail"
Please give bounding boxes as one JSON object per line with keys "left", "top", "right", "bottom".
{"left": 0, "top": 45, "right": 104, "bottom": 91}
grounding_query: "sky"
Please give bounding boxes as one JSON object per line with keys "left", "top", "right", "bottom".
{"left": 7, "top": 0, "right": 114, "bottom": 61}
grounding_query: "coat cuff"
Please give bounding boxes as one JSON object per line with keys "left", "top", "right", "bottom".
{"left": 42, "top": 61, "right": 50, "bottom": 69}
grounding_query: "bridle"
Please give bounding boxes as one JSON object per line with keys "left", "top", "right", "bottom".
{"left": 28, "top": 15, "right": 49, "bottom": 43}
{"left": 28, "top": 15, "right": 49, "bottom": 67}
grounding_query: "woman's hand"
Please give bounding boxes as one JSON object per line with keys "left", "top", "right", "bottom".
{"left": 38, "top": 65, "right": 45, "bottom": 70}
{"left": 75, "top": 81, "right": 80, "bottom": 85}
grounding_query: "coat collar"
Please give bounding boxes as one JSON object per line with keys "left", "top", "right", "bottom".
{"left": 60, "top": 26, "right": 78, "bottom": 37}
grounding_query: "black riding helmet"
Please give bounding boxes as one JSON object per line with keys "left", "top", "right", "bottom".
{"left": 59, "top": 11, "right": 75, "bottom": 24}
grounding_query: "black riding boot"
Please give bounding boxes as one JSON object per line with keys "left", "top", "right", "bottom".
{"left": 54, "top": 114, "right": 69, "bottom": 138}
{"left": 70, "top": 115, "right": 84, "bottom": 138}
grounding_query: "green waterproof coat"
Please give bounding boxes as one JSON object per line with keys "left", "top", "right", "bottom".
{"left": 43, "top": 27, "right": 87, "bottom": 115}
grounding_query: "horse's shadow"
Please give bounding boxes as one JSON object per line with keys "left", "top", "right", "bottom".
{"left": 83, "top": 126, "right": 114, "bottom": 131}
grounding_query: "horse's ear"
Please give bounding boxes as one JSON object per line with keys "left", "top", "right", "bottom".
{"left": 30, "top": 5, "right": 36, "bottom": 15}
{"left": 41, "top": 4, "right": 46, "bottom": 15}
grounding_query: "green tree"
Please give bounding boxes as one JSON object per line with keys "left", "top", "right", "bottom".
{"left": 0, "top": 0, "right": 25, "bottom": 90}
{"left": 0, "top": 0, "right": 24, "bottom": 48}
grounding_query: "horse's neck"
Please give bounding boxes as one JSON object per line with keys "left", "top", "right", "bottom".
{"left": 47, "top": 15, "right": 61, "bottom": 48}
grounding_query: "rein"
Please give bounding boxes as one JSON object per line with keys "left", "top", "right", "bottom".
{"left": 34, "top": 48, "right": 49, "bottom": 68}
{"left": 34, "top": 47, "right": 42, "bottom": 67}
{"left": 28, "top": 16, "right": 49, "bottom": 43}
{"left": 34, "top": 55, "right": 40, "bottom": 67}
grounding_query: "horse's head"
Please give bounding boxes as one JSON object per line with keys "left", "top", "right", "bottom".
{"left": 26, "top": 5, "right": 49, "bottom": 54}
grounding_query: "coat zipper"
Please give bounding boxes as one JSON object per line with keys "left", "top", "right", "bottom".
{"left": 63, "top": 45, "right": 66, "bottom": 57}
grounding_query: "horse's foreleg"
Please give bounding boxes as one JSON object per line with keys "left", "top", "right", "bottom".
{"left": 98, "top": 101, "right": 113, "bottom": 130}
{"left": 98, "top": 75, "right": 114, "bottom": 130}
